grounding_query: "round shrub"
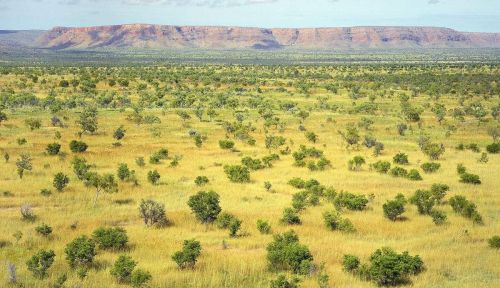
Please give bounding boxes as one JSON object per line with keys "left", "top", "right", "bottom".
{"left": 393, "top": 153, "right": 409, "bottom": 165}
{"left": 224, "top": 165, "right": 250, "bottom": 183}
{"left": 421, "top": 162, "right": 440, "bottom": 173}
{"left": 92, "top": 227, "right": 128, "bottom": 250}
{"left": 69, "top": 140, "right": 88, "bottom": 153}
{"left": 172, "top": 239, "right": 202, "bottom": 269}
{"left": 188, "top": 191, "right": 221, "bottom": 223}
{"left": 65, "top": 236, "right": 96, "bottom": 267}
{"left": 488, "top": 236, "right": 500, "bottom": 249}
{"left": 46, "top": 143, "right": 61, "bottom": 155}
{"left": 342, "top": 255, "right": 360, "bottom": 272}
{"left": 110, "top": 255, "right": 136, "bottom": 283}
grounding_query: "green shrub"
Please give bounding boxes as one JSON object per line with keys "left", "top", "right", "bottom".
{"left": 110, "top": 255, "right": 136, "bottom": 283}
{"left": 228, "top": 218, "right": 242, "bottom": 237}
{"left": 139, "top": 199, "right": 168, "bottom": 227}
{"left": 188, "top": 191, "right": 221, "bottom": 223}
{"left": 334, "top": 192, "right": 368, "bottom": 211}
{"left": 219, "top": 139, "right": 235, "bottom": 150}
{"left": 486, "top": 142, "right": 500, "bottom": 154}
{"left": 69, "top": 140, "right": 88, "bottom": 153}
{"left": 383, "top": 194, "right": 407, "bottom": 221}
{"left": 459, "top": 172, "right": 481, "bottom": 185}
{"left": 430, "top": 184, "right": 449, "bottom": 204}
{"left": 288, "top": 177, "right": 306, "bottom": 189}
{"left": 215, "top": 212, "right": 236, "bottom": 229}
{"left": 172, "top": 239, "right": 202, "bottom": 269}
{"left": 194, "top": 176, "right": 209, "bottom": 186}
{"left": 456, "top": 163, "right": 466, "bottom": 174}
{"left": 241, "top": 156, "right": 264, "bottom": 170}
{"left": 65, "top": 236, "right": 96, "bottom": 267}
{"left": 410, "top": 190, "right": 435, "bottom": 215}
{"left": 488, "top": 236, "right": 500, "bottom": 248}
{"left": 342, "top": 255, "right": 360, "bottom": 272}
{"left": 270, "top": 274, "right": 300, "bottom": 288}
{"left": 281, "top": 207, "right": 301, "bottom": 225}
{"left": 390, "top": 166, "right": 408, "bottom": 178}
{"left": 407, "top": 169, "right": 422, "bottom": 181}
{"left": 130, "top": 269, "right": 152, "bottom": 287}
{"left": 224, "top": 165, "right": 250, "bottom": 183}
{"left": 449, "top": 195, "right": 483, "bottom": 224}
{"left": 35, "top": 223, "right": 52, "bottom": 237}
{"left": 53, "top": 172, "right": 69, "bottom": 192}
{"left": 147, "top": 170, "right": 160, "bottom": 185}
{"left": 257, "top": 219, "right": 271, "bottom": 234}
{"left": 292, "top": 191, "right": 309, "bottom": 211}
{"left": 371, "top": 160, "right": 391, "bottom": 173}
{"left": 367, "top": 247, "right": 424, "bottom": 286}
{"left": 46, "top": 143, "right": 61, "bottom": 155}
{"left": 430, "top": 209, "right": 447, "bottom": 225}
{"left": 92, "top": 227, "right": 128, "bottom": 250}
{"left": 421, "top": 162, "right": 440, "bottom": 173}
{"left": 393, "top": 153, "right": 409, "bottom": 165}
{"left": 117, "top": 163, "right": 131, "bottom": 181}
{"left": 323, "top": 211, "right": 355, "bottom": 232}
{"left": 26, "top": 249, "right": 55, "bottom": 279}
{"left": 347, "top": 156, "right": 365, "bottom": 171}
{"left": 266, "top": 230, "right": 314, "bottom": 275}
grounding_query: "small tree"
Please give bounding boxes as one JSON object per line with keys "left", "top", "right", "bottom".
{"left": 16, "top": 154, "right": 32, "bottom": 179}
{"left": 92, "top": 227, "right": 128, "bottom": 250}
{"left": 113, "top": 126, "right": 126, "bottom": 141}
{"left": 69, "top": 140, "right": 88, "bottom": 153}
{"left": 266, "top": 230, "right": 314, "bottom": 275}
{"left": 65, "top": 236, "right": 96, "bottom": 267}
{"left": 72, "top": 157, "right": 91, "bottom": 180}
{"left": 117, "top": 163, "right": 131, "bottom": 181}
{"left": 84, "top": 172, "right": 118, "bottom": 207}
{"left": 131, "top": 269, "right": 152, "bottom": 287}
{"left": 46, "top": 143, "right": 61, "bottom": 155}
{"left": 110, "top": 255, "right": 136, "bottom": 283}
{"left": 367, "top": 247, "right": 424, "bottom": 286}
{"left": 348, "top": 156, "right": 365, "bottom": 171}
{"left": 228, "top": 217, "right": 242, "bottom": 237}
{"left": 224, "top": 165, "right": 250, "bottom": 183}
{"left": 172, "top": 239, "right": 202, "bottom": 269}
{"left": 147, "top": 170, "right": 161, "bottom": 185}
{"left": 26, "top": 249, "right": 55, "bottom": 279}
{"left": 393, "top": 153, "right": 409, "bottom": 165}
{"left": 53, "top": 172, "right": 69, "bottom": 192}
{"left": 139, "top": 199, "right": 168, "bottom": 227}
{"left": 383, "top": 194, "right": 407, "bottom": 221}
{"left": 219, "top": 139, "right": 235, "bottom": 150}
{"left": 187, "top": 191, "right": 221, "bottom": 223}
{"left": 410, "top": 190, "right": 434, "bottom": 215}
{"left": 78, "top": 106, "right": 98, "bottom": 134}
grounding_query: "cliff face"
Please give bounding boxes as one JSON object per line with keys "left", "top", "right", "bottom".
{"left": 36, "top": 24, "right": 500, "bottom": 50}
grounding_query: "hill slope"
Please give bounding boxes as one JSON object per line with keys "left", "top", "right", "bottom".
{"left": 35, "top": 24, "right": 499, "bottom": 50}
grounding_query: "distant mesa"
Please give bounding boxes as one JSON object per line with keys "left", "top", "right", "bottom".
{"left": 1, "top": 24, "right": 499, "bottom": 51}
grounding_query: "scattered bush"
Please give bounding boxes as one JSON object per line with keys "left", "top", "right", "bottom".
{"left": 46, "top": 143, "right": 61, "bottom": 155}
{"left": 407, "top": 169, "right": 422, "bottom": 181}
{"left": 172, "top": 239, "right": 202, "bottom": 269}
{"left": 257, "top": 219, "right": 271, "bottom": 234}
{"left": 270, "top": 274, "right": 301, "bottom": 288}
{"left": 430, "top": 209, "right": 447, "bottom": 225}
{"left": 488, "top": 236, "right": 500, "bottom": 249}
{"left": 410, "top": 190, "right": 435, "bottom": 215}
{"left": 266, "top": 230, "right": 314, "bottom": 275}
{"left": 459, "top": 172, "right": 481, "bottom": 185}
{"left": 224, "top": 165, "right": 250, "bottom": 183}
{"left": 348, "top": 156, "right": 365, "bottom": 171}
{"left": 92, "top": 227, "right": 128, "bottom": 250}
{"left": 367, "top": 247, "right": 424, "bottom": 286}
{"left": 281, "top": 207, "right": 301, "bottom": 225}
{"left": 342, "top": 255, "right": 360, "bottom": 272}
{"left": 383, "top": 194, "right": 407, "bottom": 221}
{"left": 110, "top": 255, "right": 136, "bottom": 283}
{"left": 219, "top": 139, "right": 235, "bottom": 150}
{"left": 35, "top": 223, "right": 53, "bottom": 237}
{"left": 393, "top": 153, "right": 409, "bottom": 165}
{"left": 139, "top": 199, "right": 168, "bottom": 227}
{"left": 371, "top": 160, "right": 391, "bottom": 173}
{"left": 449, "top": 195, "right": 483, "bottom": 224}
{"left": 65, "top": 236, "right": 97, "bottom": 267}
{"left": 188, "top": 191, "right": 221, "bottom": 223}
{"left": 421, "top": 162, "right": 440, "bottom": 173}
{"left": 288, "top": 177, "right": 306, "bottom": 189}
{"left": 194, "top": 176, "right": 209, "bottom": 186}
{"left": 147, "top": 170, "right": 161, "bottom": 185}
{"left": 430, "top": 184, "right": 449, "bottom": 204}
{"left": 130, "top": 269, "right": 152, "bottom": 287}
{"left": 69, "top": 140, "right": 88, "bottom": 153}
{"left": 486, "top": 142, "right": 500, "bottom": 154}
{"left": 390, "top": 166, "right": 408, "bottom": 178}
{"left": 334, "top": 192, "right": 368, "bottom": 211}
{"left": 323, "top": 211, "right": 355, "bottom": 232}
{"left": 26, "top": 249, "right": 55, "bottom": 279}
{"left": 53, "top": 172, "right": 69, "bottom": 192}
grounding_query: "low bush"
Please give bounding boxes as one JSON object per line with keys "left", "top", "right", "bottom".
{"left": 266, "top": 230, "right": 314, "bottom": 275}
{"left": 281, "top": 207, "right": 301, "bottom": 225}
{"left": 46, "top": 143, "right": 61, "bottom": 155}
{"left": 383, "top": 194, "right": 407, "bottom": 221}
{"left": 323, "top": 211, "right": 355, "bottom": 232}
{"left": 342, "top": 255, "right": 360, "bottom": 272}
{"left": 390, "top": 166, "right": 408, "bottom": 178}
{"left": 172, "top": 239, "right": 202, "bottom": 269}
{"left": 393, "top": 153, "right": 409, "bottom": 165}
{"left": 421, "top": 162, "right": 440, "bottom": 173}
{"left": 69, "top": 140, "right": 88, "bottom": 153}
{"left": 224, "top": 165, "right": 250, "bottom": 183}
{"left": 257, "top": 219, "right": 271, "bottom": 234}
{"left": 92, "top": 227, "right": 128, "bottom": 250}
{"left": 449, "top": 195, "right": 483, "bottom": 224}
{"left": 407, "top": 169, "right": 423, "bottom": 181}
{"left": 371, "top": 160, "right": 391, "bottom": 173}
{"left": 334, "top": 192, "right": 368, "bottom": 211}
{"left": 486, "top": 142, "right": 500, "bottom": 154}
{"left": 488, "top": 236, "right": 500, "bottom": 248}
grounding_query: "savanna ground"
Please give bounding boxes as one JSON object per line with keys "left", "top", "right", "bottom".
{"left": 0, "top": 60, "right": 499, "bottom": 288}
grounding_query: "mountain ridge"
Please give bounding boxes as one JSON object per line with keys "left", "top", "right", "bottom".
{"left": 2, "top": 24, "right": 500, "bottom": 50}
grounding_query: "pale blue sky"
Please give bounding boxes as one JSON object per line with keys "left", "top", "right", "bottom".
{"left": 0, "top": 0, "right": 498, "bottom": 32}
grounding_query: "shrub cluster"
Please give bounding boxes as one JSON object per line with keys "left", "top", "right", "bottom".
{"left": 266, "top": 230, "right": 314, "bottom": 275}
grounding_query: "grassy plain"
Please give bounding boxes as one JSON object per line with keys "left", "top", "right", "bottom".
{"left": 0, "top": 63, "right": 498, "bottom": 288}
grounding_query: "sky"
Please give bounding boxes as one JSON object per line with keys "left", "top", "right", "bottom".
{"left": 0, "top": 0, "right": 498, "bottom": 32}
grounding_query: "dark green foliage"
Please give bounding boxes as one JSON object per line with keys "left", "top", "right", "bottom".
{"left": 219, "top": 139, "right": 235, "bottom": 150}
{"left": 393, "top": 153, "right": 409, "bottom": 165}
{"left": 241, "top": 156, "right": 264, "bottom": 170}
{"left": 323, "top": 211, "right": 355, "bottom": 232}
{"left": 305, "top": 131, "right": 317, "bottom": 143}
{"left": 367, "top": 247, "right": 424, "bottom": 286}
{"left": 65, "top": 236, "right": 97, "bottom": 267}
{"left": 421, "top": 142, "right": 445, "bottom": 160}
{"left": 292, "top": 145, "right": 329, "bottom": 171}
{"left": 16, "top": 153, "right": 32, "bottom": 179}
{"left": 92, "top": 227, "right": 128, "bottom": 250}
{"left": 172, "top": 239, "right": 202, "bottom": 269}
{"left": 288, "top": 177, "right": 306, "bottom": 189}
{"left": 430, "top": 184, "right": 449, "bottom": 204}
{"left": 131, "top": 269, "right": 152, "bottom": 287}
{"left": 270, "top": 274, "right": 301, "bottom": 288}
{"left": 488, "top": 236, "right": 500, "bottom": 248}
{"left": 113, "top": 126, "right": 126, "bottom": 141}
{"left": 257, "top": 219, "right": 271, "bottom": 234}
{"left": 371, "top": 160, "right": 391, "bottom": 173}
{"left": 456, "top": 163, "right": 466, "bottom": 175}
{"left": 486, "top": 142, "right": 500, "bottom": 154}
{"left": 72, "top": 157, "right": 91, "bottom": 180}
{"left": 281, "top": 207, "right": 301, "bottom": 225}
{"left": 139, "top": 199, "right": 168, "bottom": 227}
{"left": 383, "top": 194, "right": 407, "bottom": 221}
{"left": 459, "top": 172, "right": 481, "bottom": 185}
{"left": 430, "top": 209, "right": 447, "bottom": 225}
{"left": 188, "top": 191, "right": 221, "bottom": 223}
{"left": 78, "top": 106, "right": 98, "bottom": 134}
{"left": 449, "top": 196, "right": 483, "bottom": 224}
{"left": 421, "top": 162, "right": 440, "bottom": 173}
{"left": 117, "top": 163, "right": 131, "bottom": 181}
{"left": 410, "top": 190, "right": 435, "bottom": 215}
{"left": 390, "top": 166, "right": 408, "bottom": 178}
{"left": 343, "top": 255, "right": 360, "bottom": 272}
{"left": 53, "top": 172, "right": 69, "bottom": 192}
{"left": 110, "top": 255, "right": 136, "bottom": 283}
{"left": 292, "top": 191, "right": 309, "bottom": 211}
{"left": 266, "top": 230, "right": 314, "bottom": 275}
{"left": 228, "top": 217, "right": 242, "bottom": 237}
{"left": 25, "top": 118, "right": 41, "bottom": 130}
{"left": 215, "top": 212, "right": 236, "bottom": 229}
{"left": 147, "top": 170, "right": 160, "bottom": 185}
{"left": 194, "top": 176, "right": 209, "bottom": 186}
{"left": 70, "top": 140, "right": 88, "bottom": 153}
{"left": 334, "top": 192, "right": 368, "bottom": 211}
{"left": 26, "top": 249, "right": 55, "bottom": 279}
{"left": 407, "top": 169, "right": 422, "bottom": 181}
{"left": 35, "top": 223, "right": 52, "bottom": 237}
{"left": 46, "top": 143, "right": 61, "bottom": 155}
{"left": 224, "top": 165, "right": 250, "bottom": 183}
{"left": 149, "top": 148, "right": 169, "bottom": 164}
